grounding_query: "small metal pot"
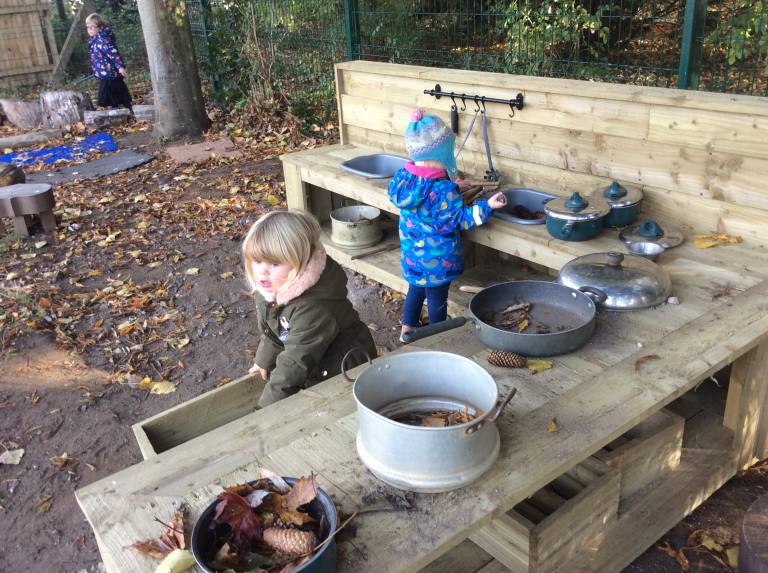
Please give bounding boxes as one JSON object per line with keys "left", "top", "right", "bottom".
{"left": 348, "top": 351, "right": 514, "bottom": 493}
{"left": 557, "top": 251, "right": 672, "bottom": 310}
{"left": 544, "top": 192, "right": 610, "bottom": 241}
{"left": 593, "top": 181, "right": 643, "bottom": 228}
{"left": 191, "top": 477, "right": 337, "bottom": 573}
{"left": 330, "top": 205, "right": 382, "bottom": 248}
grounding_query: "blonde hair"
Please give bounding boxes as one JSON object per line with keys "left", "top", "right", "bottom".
{"left": 242, "top": 210, "right": 321, "bottom": 292}
{"left": 85, "top": 13, "right": 104, "bottom": 28}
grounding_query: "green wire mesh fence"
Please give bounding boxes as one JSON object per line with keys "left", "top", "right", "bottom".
{"left": 45, "top": 0, "right": 767, "bottom": 122}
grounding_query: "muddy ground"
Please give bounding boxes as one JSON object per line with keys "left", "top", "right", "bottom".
{"left": 0, "top": 124, "right": 766, "bottom": 573}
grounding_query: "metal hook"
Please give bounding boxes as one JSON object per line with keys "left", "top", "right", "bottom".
{"left": 508, "top": 100, "right": 516, "bottom": 118}
{"left": 450, "top": 93, "right": 458, "bottom": 109}
{"left": 480, "top": 96, "right": 487, "bottom": 112}
{"left": 474, "top": 95, "right": 481, "bottom": 112}
{"left": 460, "top": 95, "right": 467, "bottom": 112}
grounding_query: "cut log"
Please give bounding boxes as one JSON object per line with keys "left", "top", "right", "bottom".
{"left": 132, "top": 104, "right": 155, "bottom": 123}
{"left": 39, "top": 91, "right": 94, "bottom": 128}
{"left": 84, "top": 108, "right": 132, "bottom": 128}
{"left": 0, "top": 129, "right": 64, "bottom": 151}
{"left": 0, "top": 164, "right": 26, "bottom": 187}
{"left": 0, "top": 99, "right": 43, "bottom": 129}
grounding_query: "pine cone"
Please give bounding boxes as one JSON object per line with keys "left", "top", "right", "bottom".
{"left": 263, "top": 527, "right": 317, "bottom": 556}
{"left": 487, "top": 350, "right": 527, "bottom": 368}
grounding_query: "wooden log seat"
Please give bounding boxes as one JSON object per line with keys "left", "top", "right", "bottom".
{"left": 0, "top": 183, "right": 56, "bottom": 237}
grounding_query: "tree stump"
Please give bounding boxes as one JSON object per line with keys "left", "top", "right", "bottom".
{"left": 0, "top": 183, "right": 56, "bottom": 237}
{"left": 740, "top": 493, "right": 768, "bottom": 572}
{"left": 84, "top": 108, "right": 132, "bottom": 128}
{"left": 0, "top": 98, "right": 43, "bottom": 129}
{"left": 39, "top": 91, "right": 94, "bottom": 128}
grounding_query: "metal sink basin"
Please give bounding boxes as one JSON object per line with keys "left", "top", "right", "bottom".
{"left": 493, "top": 187, "right": 557, "bottom": 225}
{"left": 340, "top": 154, "right": 408, "bottom": 178}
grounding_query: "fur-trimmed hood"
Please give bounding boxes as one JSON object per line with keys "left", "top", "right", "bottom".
{"left": 276, "top": 244, "right": 327, "bottom": 305}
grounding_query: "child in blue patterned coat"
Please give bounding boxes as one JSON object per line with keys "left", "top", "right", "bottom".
{"left": 86, "top": 13, "right": 133, "bottom": 111}
{"left": 389, "top": 108, "right": 507, "bottom": 341}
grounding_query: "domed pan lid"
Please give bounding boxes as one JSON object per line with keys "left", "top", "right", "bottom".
{"left": 557, "top": 251, "right": 672, "bottom": 310}
{"left": 592, "top": 180, "right": 643, "bottom": 208}
{"left": 619, "top": 220, "right": 684, "bottom": 249}
{"left": 544, "top": 192, "right": 610, "bottom": 222}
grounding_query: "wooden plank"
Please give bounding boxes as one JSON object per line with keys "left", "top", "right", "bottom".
{"left": 335, "top": 61, "right": 768, "bottom": 117}
{"left": 724, "top": 340, "right": 768, "bottom": 469}
{"left": 340, "top": 69, "right": 652, "bottom": 139}
{"left": 282, "top": 157, "right": 310, "bottom": 210}
{"left": 132, "top": 372, "right": 265, "bottom": 459}
{"left": 593, "top": 409, "right": 684, "bottom": 501}
{"left": 649, "top": 105, "right": 768, "bottom": 161}
{"left": 571, "top": 448, "right": 737, "bottom": 572}
{"left": 418, "top": 540, "right": 496, "bottom": 573}
{"left": 76, "top": 280, "right": 768, "bottom": 573}
{"left": 340, "top": 92, "right": 768, "bottom": 202}
{"left": 470, "top": 514, "right": 530, "bottom": 573}
{"left": 0, "top": 3, "right": 47, "bottom": 15}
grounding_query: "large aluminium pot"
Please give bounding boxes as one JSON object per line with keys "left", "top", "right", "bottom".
{"left": 402, "top": 280, "right": 606, "bottom": 357}
{"left": 330, "top": 205, "right": 382, "bottom": 248}
{"left": 349, "top": 351, "right": 513, "bottom": 493}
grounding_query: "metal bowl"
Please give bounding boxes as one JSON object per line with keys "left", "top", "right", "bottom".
{"left": 625, "top": 241, "right": 665, "bottom": 261}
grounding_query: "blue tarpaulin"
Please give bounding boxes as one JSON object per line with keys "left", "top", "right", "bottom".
{"left": 0, "top": 132, "right": 118, "bottom": 166}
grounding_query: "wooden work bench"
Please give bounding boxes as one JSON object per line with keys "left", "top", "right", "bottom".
{"left": 76, "top": 62, "right": 768, "bottom": 572}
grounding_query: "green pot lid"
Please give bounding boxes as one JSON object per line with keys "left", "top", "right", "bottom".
{"left": 592, "top": 180, "right": 643, "bottom": 208}
{"left": 619, "top": 220, "right": 685, "bottom": 249}
{"left": 545, "top": 192, "right": 610, "bottom": 222}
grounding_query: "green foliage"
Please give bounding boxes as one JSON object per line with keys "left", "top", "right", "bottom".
{"left": 496, "top": 0, "right": 612, "bottom": 76}
{"left": 706, "top": 0, "right": 768, "bottom": 72}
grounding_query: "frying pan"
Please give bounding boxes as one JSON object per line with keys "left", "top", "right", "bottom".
{"left": 401, "top": 280, "right": 606, "bottom": 357}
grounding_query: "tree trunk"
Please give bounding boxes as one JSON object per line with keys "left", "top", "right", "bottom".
{"left": 136, "top": 0, "right": 210, "bottom": 139}
{"left": 40, "top": 91, "right": 93, "bottom": 128}
{"left": 0, "top": 99, "right": 43, "bottom": 129}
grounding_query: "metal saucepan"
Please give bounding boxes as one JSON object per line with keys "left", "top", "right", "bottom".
{"left": 342, "top": 349, "right": 516, "bottom": 493}
{"left": 402, "top": 280, "right": 607, "bottom": 357}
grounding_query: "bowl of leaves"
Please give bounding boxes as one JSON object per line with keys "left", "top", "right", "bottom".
{"left": 191, "top": 468, "right": 337, "bottom": 573}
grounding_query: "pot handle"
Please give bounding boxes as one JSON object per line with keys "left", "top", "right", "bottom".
{"left": 579, "top": 286, "right": 608, "bottom": 304}
{"left": 400, "top": 317, "right": 468, "bottom": 344}
{"left": 466, "top": 388, "right": 517, "bottom": 434}
{"left": 561, "top": 220, "right": 575, "bottom": 237}
{"left": 341, "top": 348, "right": 373, "bottom": 382}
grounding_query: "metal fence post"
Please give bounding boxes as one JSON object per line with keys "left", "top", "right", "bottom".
{"left": 198, "top": 0, "right": 221, "bottom": 94}
{"left": 343, "top": 0, "right": 361, "bottom": 61}
{"left": 678, "top": 0, "right": 708, "bottom": 89}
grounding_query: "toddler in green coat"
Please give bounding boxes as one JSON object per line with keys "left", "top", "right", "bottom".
{"left": 242, "top": 209, "right": 377, "bottom": 407}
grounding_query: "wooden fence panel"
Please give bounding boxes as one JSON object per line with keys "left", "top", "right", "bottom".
{"left": 0, "top": 0, "right": 57, "bottom": 87}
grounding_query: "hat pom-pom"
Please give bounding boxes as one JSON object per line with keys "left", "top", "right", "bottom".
{"left": 410, "top": 108, "right": 424, "bottom": 122}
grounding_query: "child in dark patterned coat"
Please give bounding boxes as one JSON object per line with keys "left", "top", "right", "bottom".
{"left": 389, "top": 108, "right": 507, "bottom": 342}
{"left": 86, "top": 13, "right": 133, "bottom": 111}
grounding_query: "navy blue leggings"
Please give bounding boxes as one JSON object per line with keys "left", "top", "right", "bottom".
{"left": 403, "top": 283, "right": 451, "bottom": 327}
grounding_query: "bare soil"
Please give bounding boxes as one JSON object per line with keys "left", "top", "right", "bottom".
{"left": 0, "top": 125, "right": 766, "bottom": 573}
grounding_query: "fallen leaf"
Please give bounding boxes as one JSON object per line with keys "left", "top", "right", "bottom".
{"left": 266, "top": 194, "right": 281, "bottom": 206}
{"left": 214, "top": 492, "right": 263, "bottom": 546}
{"left": 699, "top": 534, "right": 724, "bottom": 552}
{"left": 219, "top": 272, "right": 234, "bottom": 279}
{"left": 0, "top": 448, "right": 24, "bottom": 465}
{"left": 634, "top": 354, "right": 660, "bottom": 371}
{"left": 150, "top": 381, "right": 177, "bottom": 395}
{"left": 527, "top": 359, "right": 553, "bottom": 374}
{"left": 694, "top": 232, "right": 743, "bottom": 249}
{"left": 547, "top": 418, "right": 559, "bottom": 433}
{"left": 128, "top": 508, "right": 187, "bottom": 560}
{"left": 6, "top": 272, "right": 19, "bottom": 280}
{"left": 168, "top": 336, "right": 189, "bottom": 349}
{"left": 726, "top": 546, "right": 739, "bottom": 568}
{"left": 34, "top": 241, "right": 48, "bottom": 249}
{"left": 184, "top": 267, "right": 199, "bottom": 276}
{"left": 281, "top": 473, "right": 318, "bottom": 513}
{"left": 36, "top": 495, "right": 54, "bottom": 513}
{"left": 658, "top": 541, "right": 689, "bottom": 571}
{"left": 517, "top": 317, "right": 529, "bottom": 333}
{"left": 50, "top": 452, "right": 72, "bottom": 467}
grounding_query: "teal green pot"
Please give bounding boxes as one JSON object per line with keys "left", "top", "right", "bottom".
{"left": 593, "top": 181, "right": 643, "bottom": 228}
{"left": 544, "top": 192, "right": 610, "bottom": 242}
{"left": 546, "top": 216, "right": 604, "bottom": 241}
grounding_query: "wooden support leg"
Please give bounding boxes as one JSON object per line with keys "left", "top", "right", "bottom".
{"left": 39, "top": 210, "right": 57, "bottom": 232}
{"left": 12, "top": 215, "right": 29, "bottom": 237}
{"left": 282, "top": 161, "right": 310, "bottom": 211}
{"left": 724, "top": 340, "right": 768, "bottom": 469}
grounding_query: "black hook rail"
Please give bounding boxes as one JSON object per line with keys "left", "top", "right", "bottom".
{"left": 424, "top": 83, "right": 524, "bottom": 116}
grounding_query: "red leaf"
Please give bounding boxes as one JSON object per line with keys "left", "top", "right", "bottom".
{"left": 127, "top": 508, "right": 186, "bottom": 560}
{"left": 214, "top": 492, "right": 263, "bottom": 547}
